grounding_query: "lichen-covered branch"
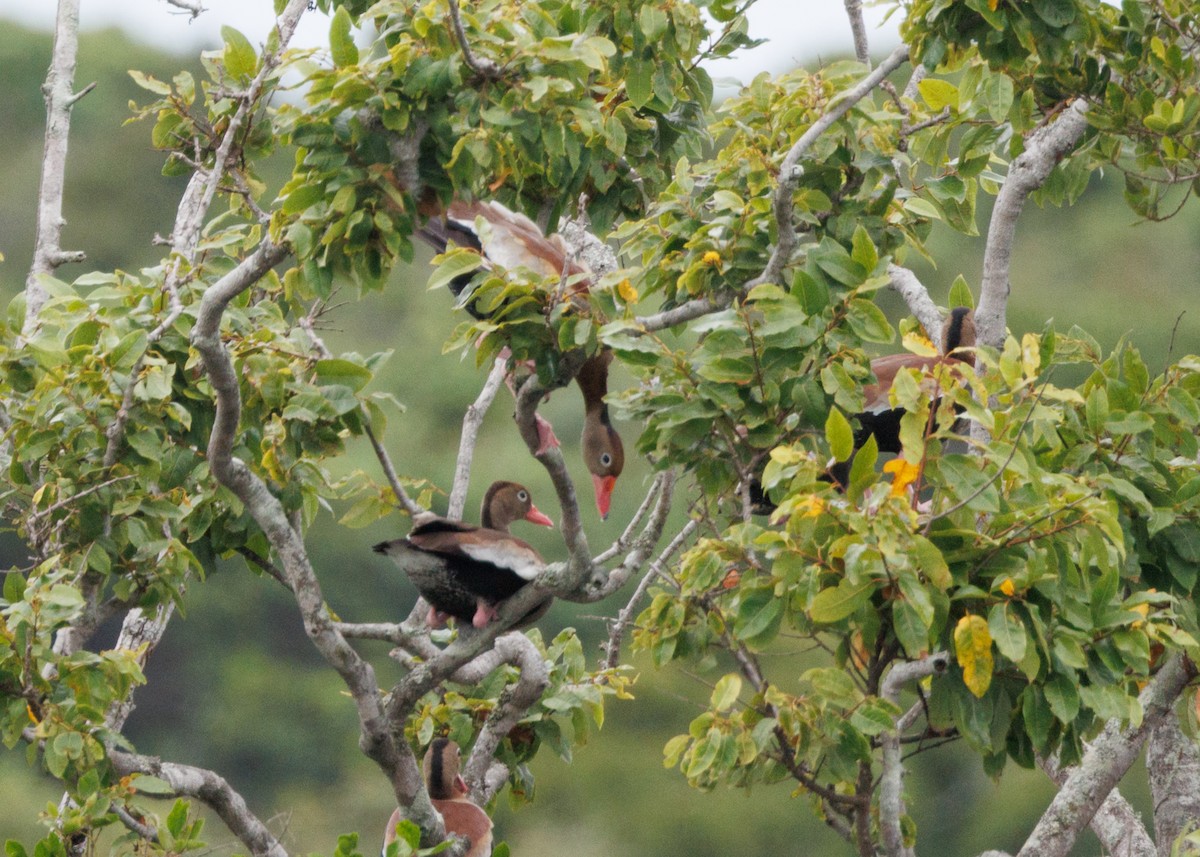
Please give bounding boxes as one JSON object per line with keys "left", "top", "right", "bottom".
{"left": 462, "top": 633, "right": 550, "bottom": 802}
{"left": 976, "top": 100, "right": 1090, "bottom": 348}
{"left": 1146, "top": 709, "right": 1200, "bottom": 856}
{"left": 108, "top": 750, "right": 287, "bottom": 857}
{"left": 1013, "top": 654, "right": 1195, "bottom": 857}
{"left": 1037, "top": 754, "right": 1154, "bottom": 857}
{"left": 25, "top": 0, "right": 90, "bottom": 331}
{"left": 843, "top": 0, "right": 870, "bottom": 65}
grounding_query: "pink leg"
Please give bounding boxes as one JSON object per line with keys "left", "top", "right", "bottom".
{"left": 535, "top": 413, "right": 560, "bottom": 453}
{"left": 426, "top": 606, "right": 450, "bottom": 629}
{"left": 472, "top": 599, "right": 500, "bottom": 628}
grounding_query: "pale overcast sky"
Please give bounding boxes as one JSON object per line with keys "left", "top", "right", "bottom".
{"left": 0, "top": 0, "right": 900, "bottom": 87}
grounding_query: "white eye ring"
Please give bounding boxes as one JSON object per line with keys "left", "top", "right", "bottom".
{"left": 600, "top": 453, "right": 613, "bottom": 467}
{"left": 517, "top": 490, "right": 528, "bottom": 502}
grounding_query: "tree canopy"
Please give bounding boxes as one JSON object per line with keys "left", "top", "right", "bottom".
{"left": 3, "top": 2, "right": 1200, "bottom": 857}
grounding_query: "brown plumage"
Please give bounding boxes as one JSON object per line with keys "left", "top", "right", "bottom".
{"left": 373, "top": 481, "right": 554, "bottom": 628}
{"left": 382, "top": 738, "right": 493, "bottom": 857}
{"left": 577, "top": 349, "right": 625, "bottom": 519}
{"left": 418, "top": 200, "right": 626, "bottom": 516}
{"left": 829, "top": 307, "right": 976, "bottom": 486}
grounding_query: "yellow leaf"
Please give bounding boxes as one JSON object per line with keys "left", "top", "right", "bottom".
{"left": 702, "top": 250, "right": 721, "bottom": 267}
{"left": 999, "top": 578, "right": 1016, "bottom": 597}
{"left": 616, "top": 278, "right": 639, "bottom": 303}
{"left": 901, "top": 330, "right": 938, "bottom": 357}
{"left": 988, "top": 0, "right": 998, "bottom": 9}
{"left": 954, "top": 614, "right": 993, "bottom": 698}
{"left": 883, "top": 458, "right": 920, "bottom": 498}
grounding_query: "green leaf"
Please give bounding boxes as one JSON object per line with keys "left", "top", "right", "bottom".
{"left": 987, "top": 603, "right": 1027, "bottom": 664}
{"left": 427, "top": 251, "right": 483, "bottom": 293}
{"left": 850, "top": 225, "right": 878, "bottom": 273}
{"left": 638, "top": 5, "right": 669, "bottom": 40}
{"left": 947, "top": 275, "right": 975, "bottom": 310}
{"left": 128, "top": 69, "right": 171, "bottom": 95}
{"left": 131, "top": 774, "right": 177, "bottom": 796}
{"left": 221, "top": 26, "right": 257, "bottom": 78}
{"left": 626, "top": 57, "right": 654, "bottom": 109}
{"left": 315, "top": 359, "right": 372, "bottom": 392}
{"left": 845, "top": 299, "right": 895, "bottom": 344}
{"left": 710, "top": 674, "right": 742, "bottom": 713}
{"left": 734, "top": 588, "right": 783, "bottom": 649}
{"left": 330, "top": 7, "right": 359, "bottom": 67}
{"left": 1044, "top": 674, "right": 1080, "bottom": 724}
{"left": 825, "top": 407, "right": 854, "bottom": 462}
{"left": 809, "top": 579, "right": 874, "bottom": 623}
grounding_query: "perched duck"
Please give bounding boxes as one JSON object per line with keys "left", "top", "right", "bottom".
{"left": 374, "top": 481, "right": 554, "bottom": 628}
{"left": 829, "top": 306, "right": 976, "bottom": 486}
{"left": 418, "top": 200, "right": 625, "bottom": 516}
{"left": 382, "top": 738, "right": 493, "bottom": 857}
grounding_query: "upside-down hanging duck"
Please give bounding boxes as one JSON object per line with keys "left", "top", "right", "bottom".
{"left": 382, "top": 738, "right": 492, "bottom": 857}
{"left": 374, "top": 480, "right": 554, "bottom": 628}
{"left": 418, "top": 200, "right": 625, "bottom": 517}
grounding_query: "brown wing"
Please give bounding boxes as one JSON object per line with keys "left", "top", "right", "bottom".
{"left": 447, "top": 200, "right": 576, "bottom": 279}
{"left": 406, "top": 520, "right": 544, "bottom": 582}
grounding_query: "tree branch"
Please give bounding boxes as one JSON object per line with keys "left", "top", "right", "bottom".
{"left": 843, "top": 0, "right": 870, "bottom": 66}
{"left": 448, "top": 356, "right": 508, "bottom": 519}
{"left": 25, "top": 0, "right": 89, "bottom": 331}
{"left": 462, "top": 633, "right": 550, "bottom": 803}
{"left": 976, "top": 100, "right": 1090, "bottom": 349}
{"left": 1146, "top": 707, "right": 1200, "bottom": 856}
{"left": 1014, "top": 654, "right": 1195, "bottom": 857}
{"left": 109, "top": 750, "right": 287, "bottom": 857}
{"left": 1037, "top": 754, "right": 1155, "bottom": 857}
{"left": 603, "top": 516, "right": 696, "bottom": 669}
{"left": 748, "top": 43, "right": 909, "bottom": 292}
{"left": 879, "top": 652, "right": 949, "bottom": 857}
{"left": 886, "top": 264, "right": 943, "bottom": 338}
{"left": 446, "top": 0, "right": 502, "bottom": 79}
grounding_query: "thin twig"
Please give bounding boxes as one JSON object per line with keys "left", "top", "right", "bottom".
{"left": 448, "top": 357, "right": 508, "bottom": 519}
{"left": 446, "top": 0, "right": 502, "bottom": 79}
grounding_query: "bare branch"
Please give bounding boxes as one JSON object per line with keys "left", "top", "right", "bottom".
{"left": 25, "top": 0, "right": 90, "bottom": 331}
{"left": 1015, "top": 654, "right": 1195, "bottom": 857}
{"left": 446, "top": 0, "right": 502, "bottom": 79}
{"left": 191, "top": 238, "right": 421, "bottom": 812}
{"left": 748, "top": 44, "right": 909, "bottom": 292}
{"left": 162, "top": 0, "right": 205, "bottom": 18}
{"left": 886, "top": 264, "right": 943, "bottom": 337}
{"left": 109, "top": 750, "right": 287, "bottom": 857}
{"left": 594, "top": 472, "right": 669, "bottom": 564}
{"left": 879, "top": 652, "right": 949, "bottom": 857}
{"left": 583, "top": 468, "right": 676, "bottom": 602}
{"left": 1038, "top": 754, "right": 1155, "bottom": 857}
{"left": 462, "top": 634, "right": 550, "bottom": 803}
{"left": 448, "top": 357, "right": 508, "bottom": 519}
{"left": 635, "top": 297, "right": 724, "bottom": 333}
{"left": 603, "top": 516, "right": 696, "bottom": 669}
{"left": 170, "top": 0, "right": 308, "bottom": 261}
{"left": 976, "top": 100, "right": 1090, "bottom": 349}
{"left": 843, "top": 0, "right": 871, "bottom": 65}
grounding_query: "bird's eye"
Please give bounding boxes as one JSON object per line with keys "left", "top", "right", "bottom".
{"left": 518, "top": 490, "right": 528, "bottom": 502}
{"left": 600, "top": 453, "right": 612, "bottom": 467}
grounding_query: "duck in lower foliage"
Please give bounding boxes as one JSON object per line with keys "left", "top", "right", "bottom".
{"left": 418, "top": 200, "right": 625, "bottom": 517}
{"left": 828, "top": 306, "right": 976, "bottom": 487}
{"left": 373, "top": 481, "right": 554, "bottom": 628}
{"left": 382, "top": 738, "right": 493, "bottom": 857}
